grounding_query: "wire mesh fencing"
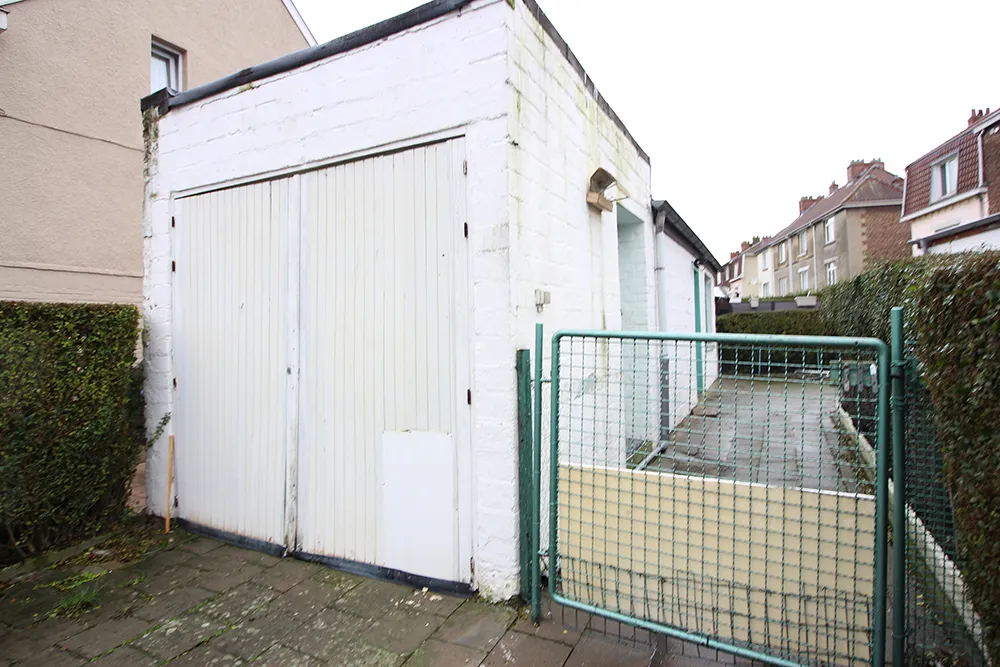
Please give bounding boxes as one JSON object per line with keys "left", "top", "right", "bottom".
{"left": 901, "top": 342, "right": 988, "bottom": 666}
{"left": 548, "top": 331, "right": 888, "bottom": 667}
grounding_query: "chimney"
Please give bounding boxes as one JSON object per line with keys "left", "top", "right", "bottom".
{"left": 730, "top": 251, "right": 739, "bottom": 260}
{"left": 969, "top": 108, "right": 992, "bottom": 127}
{"left": 741, "top": 241, "right": 751, "bottom": 251}
{"left": 847, "top": 158, "right": 884, "bottom": 182}
{"left": 799, "top": 196, "right": 820, "bottom": 215}
{"left": 829, "top": 181, "right": 838, "bottom": 195}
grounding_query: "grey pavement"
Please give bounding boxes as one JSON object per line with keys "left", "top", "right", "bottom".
{"left": 1, "top": 530, "right": 746, "bottom": 666}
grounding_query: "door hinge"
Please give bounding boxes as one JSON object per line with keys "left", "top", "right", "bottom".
{"left": 463, "top": 160, "right": 468, "bottom": 175}
{"left": 171, "top": 261, "right": 176, "bottom": 272}
{"left": 463, "top": 222, "right": 469, "bottom": 238}
{"left": 173, "top": 378, "right": 177, "bottom": 389}
{"left": 467, "top": 389, "right": 472, "bottom": 405}
{"left": 171, "top": 216, "right": 175, "bottom": 228}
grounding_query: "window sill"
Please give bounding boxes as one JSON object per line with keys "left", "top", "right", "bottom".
{"left": 824, "top": 240, "right": 835, "bottom": 247}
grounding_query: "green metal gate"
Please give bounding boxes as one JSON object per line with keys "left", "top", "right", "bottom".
{"left": 529, "top": 327, "right": 893, "bottom": 667}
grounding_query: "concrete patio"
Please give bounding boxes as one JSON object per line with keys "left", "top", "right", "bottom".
{"left": 0, "top": 529, "right": 751, "bottom": 666}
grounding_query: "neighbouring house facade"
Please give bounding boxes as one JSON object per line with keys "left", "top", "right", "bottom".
{"left": 0, "top": 0, "right": 313, "bottom": 304}
{"left": 717, "top": 237, "right": 768, "bottom": 299}
{"left": 755, "top": 160, "right": 906, "bottom": 296}
{"left": 903, "top": 108, "right": 1000, "bottom": 255}
{"left": 141, "top": 0, "right": 719, "bottom": 601}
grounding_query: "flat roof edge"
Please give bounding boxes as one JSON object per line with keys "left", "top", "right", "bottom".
{"left": 519, "top": 0, "right": 649, "bottom": 164}
{"left": 141, "top": 0, "right": 474, "bottom": 114}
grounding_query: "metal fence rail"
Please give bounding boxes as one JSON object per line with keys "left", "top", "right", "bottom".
{"left": 539, "top": 329, "right": 890, "bottom": 667}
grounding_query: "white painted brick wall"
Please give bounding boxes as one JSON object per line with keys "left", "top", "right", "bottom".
{"left": 144, "top": 0, "right": 518, "bottom": 600}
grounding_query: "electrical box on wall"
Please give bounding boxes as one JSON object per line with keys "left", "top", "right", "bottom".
{"left": 534, "top": 289, "right": 551, "bottom": 312}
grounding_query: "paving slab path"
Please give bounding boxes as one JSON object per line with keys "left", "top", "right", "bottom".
{"left": 1, "top": 529, "right": 751, "bottom": 666}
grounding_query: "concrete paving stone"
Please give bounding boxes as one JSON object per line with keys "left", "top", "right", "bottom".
{"left": 206, "top": 545, "right": 281, "bottom": 569}
{"left": 0, "top": 586, "right": 62, "bottom": 627}
{"left": 143, "top": 548, "right": 197, "bottom": 569}
{"left": 399, "top": 588, "right": 467, "bottom": 618}
{"left": 585, "top": 616, "right": 654, "bottom": 645}
{"left": 89, "top": 646, "right": 158, "bottom": 666}
{"left": 134, "top": 565, "right": 201, "bottom": 595}
{"left": 563, "top": 631, "right": 656, "bottom": 667}
{"left": 210, "top": 621, "right": 287, "bottom": 661}
{"left": 325, "top": 639, "right": 405, "bottom": 667}
{"left": 334, "top": 579, "right": 417, "bottom": 621}
{"left": 512, "top": 608, "right": 585, "bottom": 646}
{"left": 164, "top": 643, "right": 245, "bottom": 666}
{"left": 131, "top": 613, "right": 226, "bottom": 661}
{"left": 13, "top": 646, "right": 85, "bottom": 667}
{"left": 132, "top": 585, "right": 216, "bottom": 622}
{"left": 433, "top": 600, "right": 517, "bottom": 652}
{"left": 253, "top": 645, "right": 324, "bottom": 667}
{"left": 251, "top": 558, "right": 319, "bottom": 592}
{"left": 283, "top": 608, "right": 371, "bottom": 660}
{"left": 1, "top": 618, "right": 88, "bottom": 662}
{"left": 361, "top": 608, "right": 446, "bottom": 653}
{"left": 195, "top": 563, "right": 267, "bottom": 593}
{"left": 269, "top": 578, "right": 346, "bottom": 618}
{"left": 178, "top": 536, "right": 225, "bottom": 555}
{"left": 482, "top": 630, "right": 573, "bottom": 667}
{"left": 58, "top": 616, "right": 153, "bottom": 658}
{"left": 311, "top": 567, "right": 366, "bottom": 595}
{"left": 402, "top": 638, "right": 487, "bottom": 667}
{"left": 198, "top": 583, "right": 278, "bottom": 624}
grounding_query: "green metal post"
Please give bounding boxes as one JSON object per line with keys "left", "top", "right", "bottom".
{"left": 548, "top": 332, "right": 561, "bottom": 599}
{"left": 873, "top": 341, "right": 891, "bottom": 667}
{"left": 516, "top": 350, "right": 532, "bottom": 600}
{"left": 531, "top": 324, "right": 543, "bottom": 623}
{"left": 693, "top": 264, "right": 704, "bottom": 396}
{"left": 890, "top": 307, "right": 906, "bottom": 667}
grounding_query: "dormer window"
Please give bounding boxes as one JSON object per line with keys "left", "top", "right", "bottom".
{"left": 930, "top": 154, "right": 958, "bottom": 202}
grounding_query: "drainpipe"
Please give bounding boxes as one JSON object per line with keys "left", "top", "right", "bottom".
{"left": 977, "top": 128, "right": 987, "bottom": 218}
{"left": 693, "top": 261, "right": 704, "bottom": 397}
{"left": 654, "top": 210, "right": 670, "bottom": 332}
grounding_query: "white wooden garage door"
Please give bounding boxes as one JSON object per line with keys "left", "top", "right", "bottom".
{"left": 172, "top": 139, "right": 471, "bottom": 584}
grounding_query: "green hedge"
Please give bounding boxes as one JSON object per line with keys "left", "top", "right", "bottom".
{"left": 913, "top": 253, "right": 1000, "bottom": 660}
{"left": 716, "top": 310, "right": 834, "bottom": 374}
{"left": 0, "top": 302, "right": 142, "bottom": 564}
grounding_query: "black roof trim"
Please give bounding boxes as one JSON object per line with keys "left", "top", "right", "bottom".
{"left": 519, "top": 0, "right": 649, "bottom": 164}
{"left": 910, "top": 212, "right": 1000, "bottom": 248}
{"left": 140, "top": 0, "right": 474, "bottom": 114}
{"left": 652, "top": 199, "right": 722, "bottom": 272}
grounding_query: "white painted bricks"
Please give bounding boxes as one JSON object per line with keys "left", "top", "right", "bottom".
{"left": 143, "top": 0, "right": 672, "bottom": 602}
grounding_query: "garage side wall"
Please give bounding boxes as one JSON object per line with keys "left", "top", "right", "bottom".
{"left": 506, "top": 0, "right": 655, "bottom": 560}
{"left": 143, "top": 0, "right": 516, "bottom": 596}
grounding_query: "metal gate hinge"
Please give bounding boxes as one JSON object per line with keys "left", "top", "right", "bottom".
{"left": 463, "top": 160, "right": 468, "bottom": 175}
{"left": 171, "top": 216, "right": 175, "bottom": 228}
{"left": 173, "top": 378, "right": 177, "bottom": 389}
{"left": 463, "top": 222, "right": 468, "bottom": 238}
{"left": 467, "top": 389, "right": 472, "bottom": 405}
{"left": 171, "top": 261, "right": 176, "bottom": 272}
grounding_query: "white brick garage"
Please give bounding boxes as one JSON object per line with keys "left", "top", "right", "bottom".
{"left": 141, "top": 0, "right": 708, "bottom": 600}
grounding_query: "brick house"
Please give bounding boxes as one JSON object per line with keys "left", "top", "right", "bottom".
{"left": 903, "top": 108, "right": 1000, "bottom": 254}
{"left": 754, "top": 160, "right": 905, "bottom": 296}
{"left": 718, "top": 236, "right": 768, "bottom": 299}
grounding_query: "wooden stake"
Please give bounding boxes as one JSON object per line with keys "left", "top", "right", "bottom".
{"left": 165, "top": 435, "right": 174, "bottom": 533}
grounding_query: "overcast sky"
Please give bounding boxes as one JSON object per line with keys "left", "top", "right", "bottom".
{"left": 293, "top": 0, "right": 999, "bottom": 261}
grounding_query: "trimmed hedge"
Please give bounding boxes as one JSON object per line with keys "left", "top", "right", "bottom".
{"left": 716, "top": 310, "right": 834, "bottom": 374}
{"left": 0, "top": 302, "right": 142, "bottom": 564}
{"left": 913, "top": 253, "right": 1000, "bottom": 661}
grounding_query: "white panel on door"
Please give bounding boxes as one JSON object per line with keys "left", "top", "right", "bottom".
{"left": 173, "top": 180, "right": 290, "bottom": 545}
{"left": 296, "top": 140, "right": 470, "bottom": 582}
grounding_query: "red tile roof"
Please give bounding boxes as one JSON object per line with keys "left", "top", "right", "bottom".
{"left": 903, "top": 108, "right": 1000, "bottom": 217}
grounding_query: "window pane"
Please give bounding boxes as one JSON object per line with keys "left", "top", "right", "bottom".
{"left": 151, "top": 54, "right": 170, "bottom": 94}
{"left": 945, "top": 158, "right": 958, "bottom": 195}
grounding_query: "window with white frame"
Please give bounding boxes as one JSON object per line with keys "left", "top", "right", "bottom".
{"left": 725, "top": 265, "right": 730, "bottom": 280}
{"left": 798, "top": 267, "right": 809, "bottom": 291}
{"left": 779, "top": 242, "right": 787, "bottom": 263}
{"left": 761, "top": 281, "right": 771, "bottom": 297}
{"left": 826, "top": 260, "right": 837, "bottom": 286}
{"left": 797, "top": 230, "right": 808, "bottom": 256}
{"left": 151, "top": 39, "right": 183, "bottom": 94}
{"left": 824, "top": 217, "right": 835, "bottom": 244}
{"left": 759, "top": 250, "right": 769, "bottom": 271}
{"left": 778, "top": 277, "right": 788, "bottom": 296}
{"left": 930, "top": 154, "right": 958, "bottom": 202}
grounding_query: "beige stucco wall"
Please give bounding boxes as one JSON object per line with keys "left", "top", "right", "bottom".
{"left": 0, "top": 0, "right": 308, "bottom": 303}
{"left": 908, "top": 195, "right": 988, "bottom": 256}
